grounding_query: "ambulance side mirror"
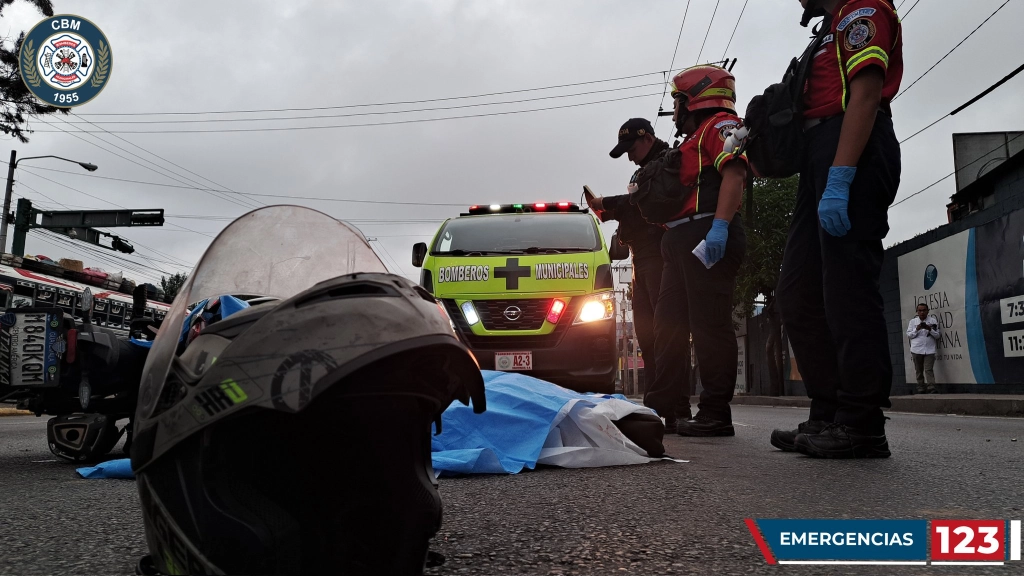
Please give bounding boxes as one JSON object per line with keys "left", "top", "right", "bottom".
{"left": 411, "top": 242, "right": 427, "bottom": 268}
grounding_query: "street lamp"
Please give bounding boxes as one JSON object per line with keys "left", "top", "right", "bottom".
{"left": 1, "top": 151, "right": 98, "bottom": 254}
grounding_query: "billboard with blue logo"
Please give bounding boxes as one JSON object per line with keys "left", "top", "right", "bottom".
{"left": 897, "top": 209, "right": 1024, "bottom": 384}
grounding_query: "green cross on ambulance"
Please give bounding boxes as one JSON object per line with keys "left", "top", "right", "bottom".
{"left": 412, "top": 202, "right": 625, "bottom": 393}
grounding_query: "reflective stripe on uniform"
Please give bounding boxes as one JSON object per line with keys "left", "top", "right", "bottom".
{"left": 846, "top": 46, "right": 889, "bottom": 73}
{"left": 836, "top": 36, "right": 847, "bottom": 112}
{"left": 714, "top": 151, "right": 747, "bottom": 172}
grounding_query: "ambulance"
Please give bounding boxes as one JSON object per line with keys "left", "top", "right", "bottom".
{"left": 412, "top": 202, "right": 624, "bottom": 393}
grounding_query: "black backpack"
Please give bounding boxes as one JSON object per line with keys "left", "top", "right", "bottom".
{"left": 741, "top": 22, "right": 830, "bottom": 178}
{"left": 628, "top": 146, "right": 692, "bottom": 225}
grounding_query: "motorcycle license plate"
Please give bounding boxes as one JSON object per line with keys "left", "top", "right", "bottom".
{"left": 495, "top": 351, "right": 532, "bottom": 371}
{"left": 0, "top": 309, "right": 64, "bottom": 388}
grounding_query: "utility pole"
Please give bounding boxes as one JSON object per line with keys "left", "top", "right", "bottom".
{"left": 1, "top": 150, "right": 16, "bottom": 254}
{"left": 1, "top": 151, "right": 98, "bottom": 254}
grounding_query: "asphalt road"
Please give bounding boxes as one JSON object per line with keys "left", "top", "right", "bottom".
{"left": 1, "top": 406, "right": 1021, "bottom": 575}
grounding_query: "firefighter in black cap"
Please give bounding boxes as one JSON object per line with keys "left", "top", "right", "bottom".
{"left": 588, "top": 117, "right": 690, "bottom": 430}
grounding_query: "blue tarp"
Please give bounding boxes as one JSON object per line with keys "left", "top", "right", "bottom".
{"left": 430, "top": 370, "right": 649, "bottom": 475}
{"left": 76, "top": 458, "right": 133, "bottom": 479}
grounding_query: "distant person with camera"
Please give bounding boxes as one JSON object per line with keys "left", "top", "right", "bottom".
{"left": 906, "top": 303, "right": 941, "bottom": 394}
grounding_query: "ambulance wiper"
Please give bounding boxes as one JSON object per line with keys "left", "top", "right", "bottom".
{"left": 433, "top": 249, "right": 500, "bottom": 256}
{"left": 513, "top": 247, "right": 582, "bottom": 254}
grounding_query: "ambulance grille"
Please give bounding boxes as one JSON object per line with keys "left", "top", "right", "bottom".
{"left": 442, "top": 298, "right": 583, "bottom": 350}
{"left": 473, "top": 299, "right": 551, "bottom": 331}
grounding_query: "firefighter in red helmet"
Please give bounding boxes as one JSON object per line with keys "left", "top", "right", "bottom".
{"left": 638, "top": 65, "right": 748, "bottom": 437}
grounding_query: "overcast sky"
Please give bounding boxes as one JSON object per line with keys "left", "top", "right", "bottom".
{"left": 3, "top": 0, "right": 1023, "bottom": 286}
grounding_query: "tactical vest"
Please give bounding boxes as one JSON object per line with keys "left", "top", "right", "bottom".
{"left": 629, "top": 115, "right": 727, "bottom": 224}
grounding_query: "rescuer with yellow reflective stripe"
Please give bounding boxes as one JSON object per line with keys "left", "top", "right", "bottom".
{"left": 772, "top": 0, "right": 903, "bottom": 459}
{"left": 638, "top": 65, "right": 748, "bottom": 438}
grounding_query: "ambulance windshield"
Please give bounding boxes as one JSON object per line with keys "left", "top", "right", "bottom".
{"left": 433, "top": 213, "right": 600, "bottom": 254}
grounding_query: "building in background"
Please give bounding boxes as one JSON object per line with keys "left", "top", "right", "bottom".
{"left": 881, "top": 131, "right": 1024, "bottom": 393}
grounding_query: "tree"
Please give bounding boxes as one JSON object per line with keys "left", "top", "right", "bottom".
{"left": 735, "top": 176, "right": 798, "bottom": 395}
{"left": 160, "top": 272, "right": 188, "bottom": 302}
{"left": 0, "top": 0, "right": 70, "bottom": 142}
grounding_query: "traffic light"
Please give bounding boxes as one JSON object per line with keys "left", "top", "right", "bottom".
{"left": 111, "top": 236, "right": 134, "bottom": 254}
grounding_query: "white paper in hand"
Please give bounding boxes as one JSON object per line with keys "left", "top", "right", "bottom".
{"left": 692, "top": 240, "right": 714, "bottom": 269}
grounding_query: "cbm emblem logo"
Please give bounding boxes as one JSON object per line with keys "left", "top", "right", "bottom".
{"left": 20, "top": 15, "right": 112, "bottom": 107}
{"left": 923, "top": 264, "right": 938, "bottom": 290}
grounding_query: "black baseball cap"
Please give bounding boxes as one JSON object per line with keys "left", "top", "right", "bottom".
{"left": 609, "top": 118, "right": 654, "bottom": 158}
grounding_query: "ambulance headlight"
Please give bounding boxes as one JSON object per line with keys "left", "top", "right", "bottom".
{"left": 461, "top": 301, "right": 481, "bottom": 326}
{"left": 574, "top": 293, "right": 614, "bottom": 324}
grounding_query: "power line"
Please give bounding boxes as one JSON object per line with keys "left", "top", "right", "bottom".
{"left": 902, "top": 0, "right": 925, "bottom": 19}
{"left": 70, "top": 112, "right": 263, "bottom": 212}
{"left": 13, "top": 183, "right": 194, "bottom": 269}
{"left": 721, "top": 0, "right": 751, "bottom": 60}
{"left": 899, "top": 114, "right": 949, "bottom": 144}
{"left": 32, "top": 116, "right": 259, "bottom": 211}
{"left": 66, "top": 71, "right": 680, "bottom": 117}
{"left": 32, "top": 229, "right": 173, "bottom": 279}
{"left": 899, "top": 61, "right": 1024, "bottom": 144}
{"left": 370, "top": 239, "right": 406, "bottom": 276}
{"left": 14, "top": 181, "right": 195, "bottom": 271}
{"left": 7, "top": 164, "right": 475, "bottom": 207}
{"left": 60, "top": 83, "right": 665, "bottom": 126}
{"left": 890, "top": 131, "right": 1024, "bottom": 207}
{"left": 695, "top": 0, "right": 723, "bottom": 65}
{"left": 16, "top": 168, "right": 216, "bottom": 238}
{"left": 654, "top": 0, "right": 693, "bottom": 131}
{"left": 12, "top": 181, "right": 191, "bottom": 270}
{"left": 54, "top": 115, "right": 262, "bottom": 211}
{"left": 33, "top": 92, "right": 663, "bottom": 135}
{"left": 892, "top": 0, "right": 1013, "bottom": 102}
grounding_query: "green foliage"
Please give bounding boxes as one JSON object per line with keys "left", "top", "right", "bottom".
{"left": 160, "top": 272, "right": 188, "bottom": 301}
{"left": 735, "top": 176, "right": 799, "bottom": 318}
{"left": 0, "top": 1, "right": 70, "bottom": 143}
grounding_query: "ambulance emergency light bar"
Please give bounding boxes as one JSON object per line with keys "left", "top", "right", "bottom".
{"left": 461, "top": 202, "right": 582, "bottom": 216}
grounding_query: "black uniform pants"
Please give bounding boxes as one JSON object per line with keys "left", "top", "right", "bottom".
{"left": 777, "top": 113, "right": 900, "bottom": 434}
{"left": 645, "top": 214, "right": 746, "bottom": 423}
{"left": 632, "top": 249, "right": 690, "bottom": 418}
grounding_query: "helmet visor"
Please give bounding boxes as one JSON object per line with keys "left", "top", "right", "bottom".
{"left": 137, "top": 205, "right": 387, "bottom": 421}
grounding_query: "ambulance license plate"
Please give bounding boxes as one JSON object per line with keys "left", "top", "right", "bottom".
{"left": 495, "top": 351, "right": 532, "bottom": 371}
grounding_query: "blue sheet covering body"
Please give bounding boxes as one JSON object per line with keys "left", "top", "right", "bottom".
{"left": 430, "top": 370, "right": 632, "bottom": 475}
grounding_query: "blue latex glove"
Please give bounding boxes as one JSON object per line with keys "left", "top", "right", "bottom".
{"left": 704, "top": 218, "right": 730, "bottom": 265}
{"left": 818, "top": 166, "right": 856, "bottom": 237}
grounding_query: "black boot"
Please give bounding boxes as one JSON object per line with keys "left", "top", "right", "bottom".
{"left": 677, "top": 413, "right": 734, "bottom": 437}
{"left": 770, "top": 420, "right": 829, "bottom": 452}
{"left": 794, "top": 423, "right": 891, "bottom": 459}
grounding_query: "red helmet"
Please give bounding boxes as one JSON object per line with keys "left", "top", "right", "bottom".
{"left": 670, "top": 65, "right": 737, "bottom": 114}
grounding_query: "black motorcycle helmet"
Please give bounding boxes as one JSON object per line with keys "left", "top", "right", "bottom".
{"left": 131, "top": 206, "right": 485, "bottom": 575}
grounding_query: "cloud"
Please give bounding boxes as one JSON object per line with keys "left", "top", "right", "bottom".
{"left": 0, "top": 0, "right": 1018, "bottom": 284}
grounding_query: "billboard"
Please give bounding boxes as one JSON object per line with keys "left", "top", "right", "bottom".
{"left": 897, "top": 210, "right": 1024, "bottom": 384}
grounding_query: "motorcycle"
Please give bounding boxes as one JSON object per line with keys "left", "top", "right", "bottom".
{"left": 0, "top": 282, "right": 162, "bottom": 462}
